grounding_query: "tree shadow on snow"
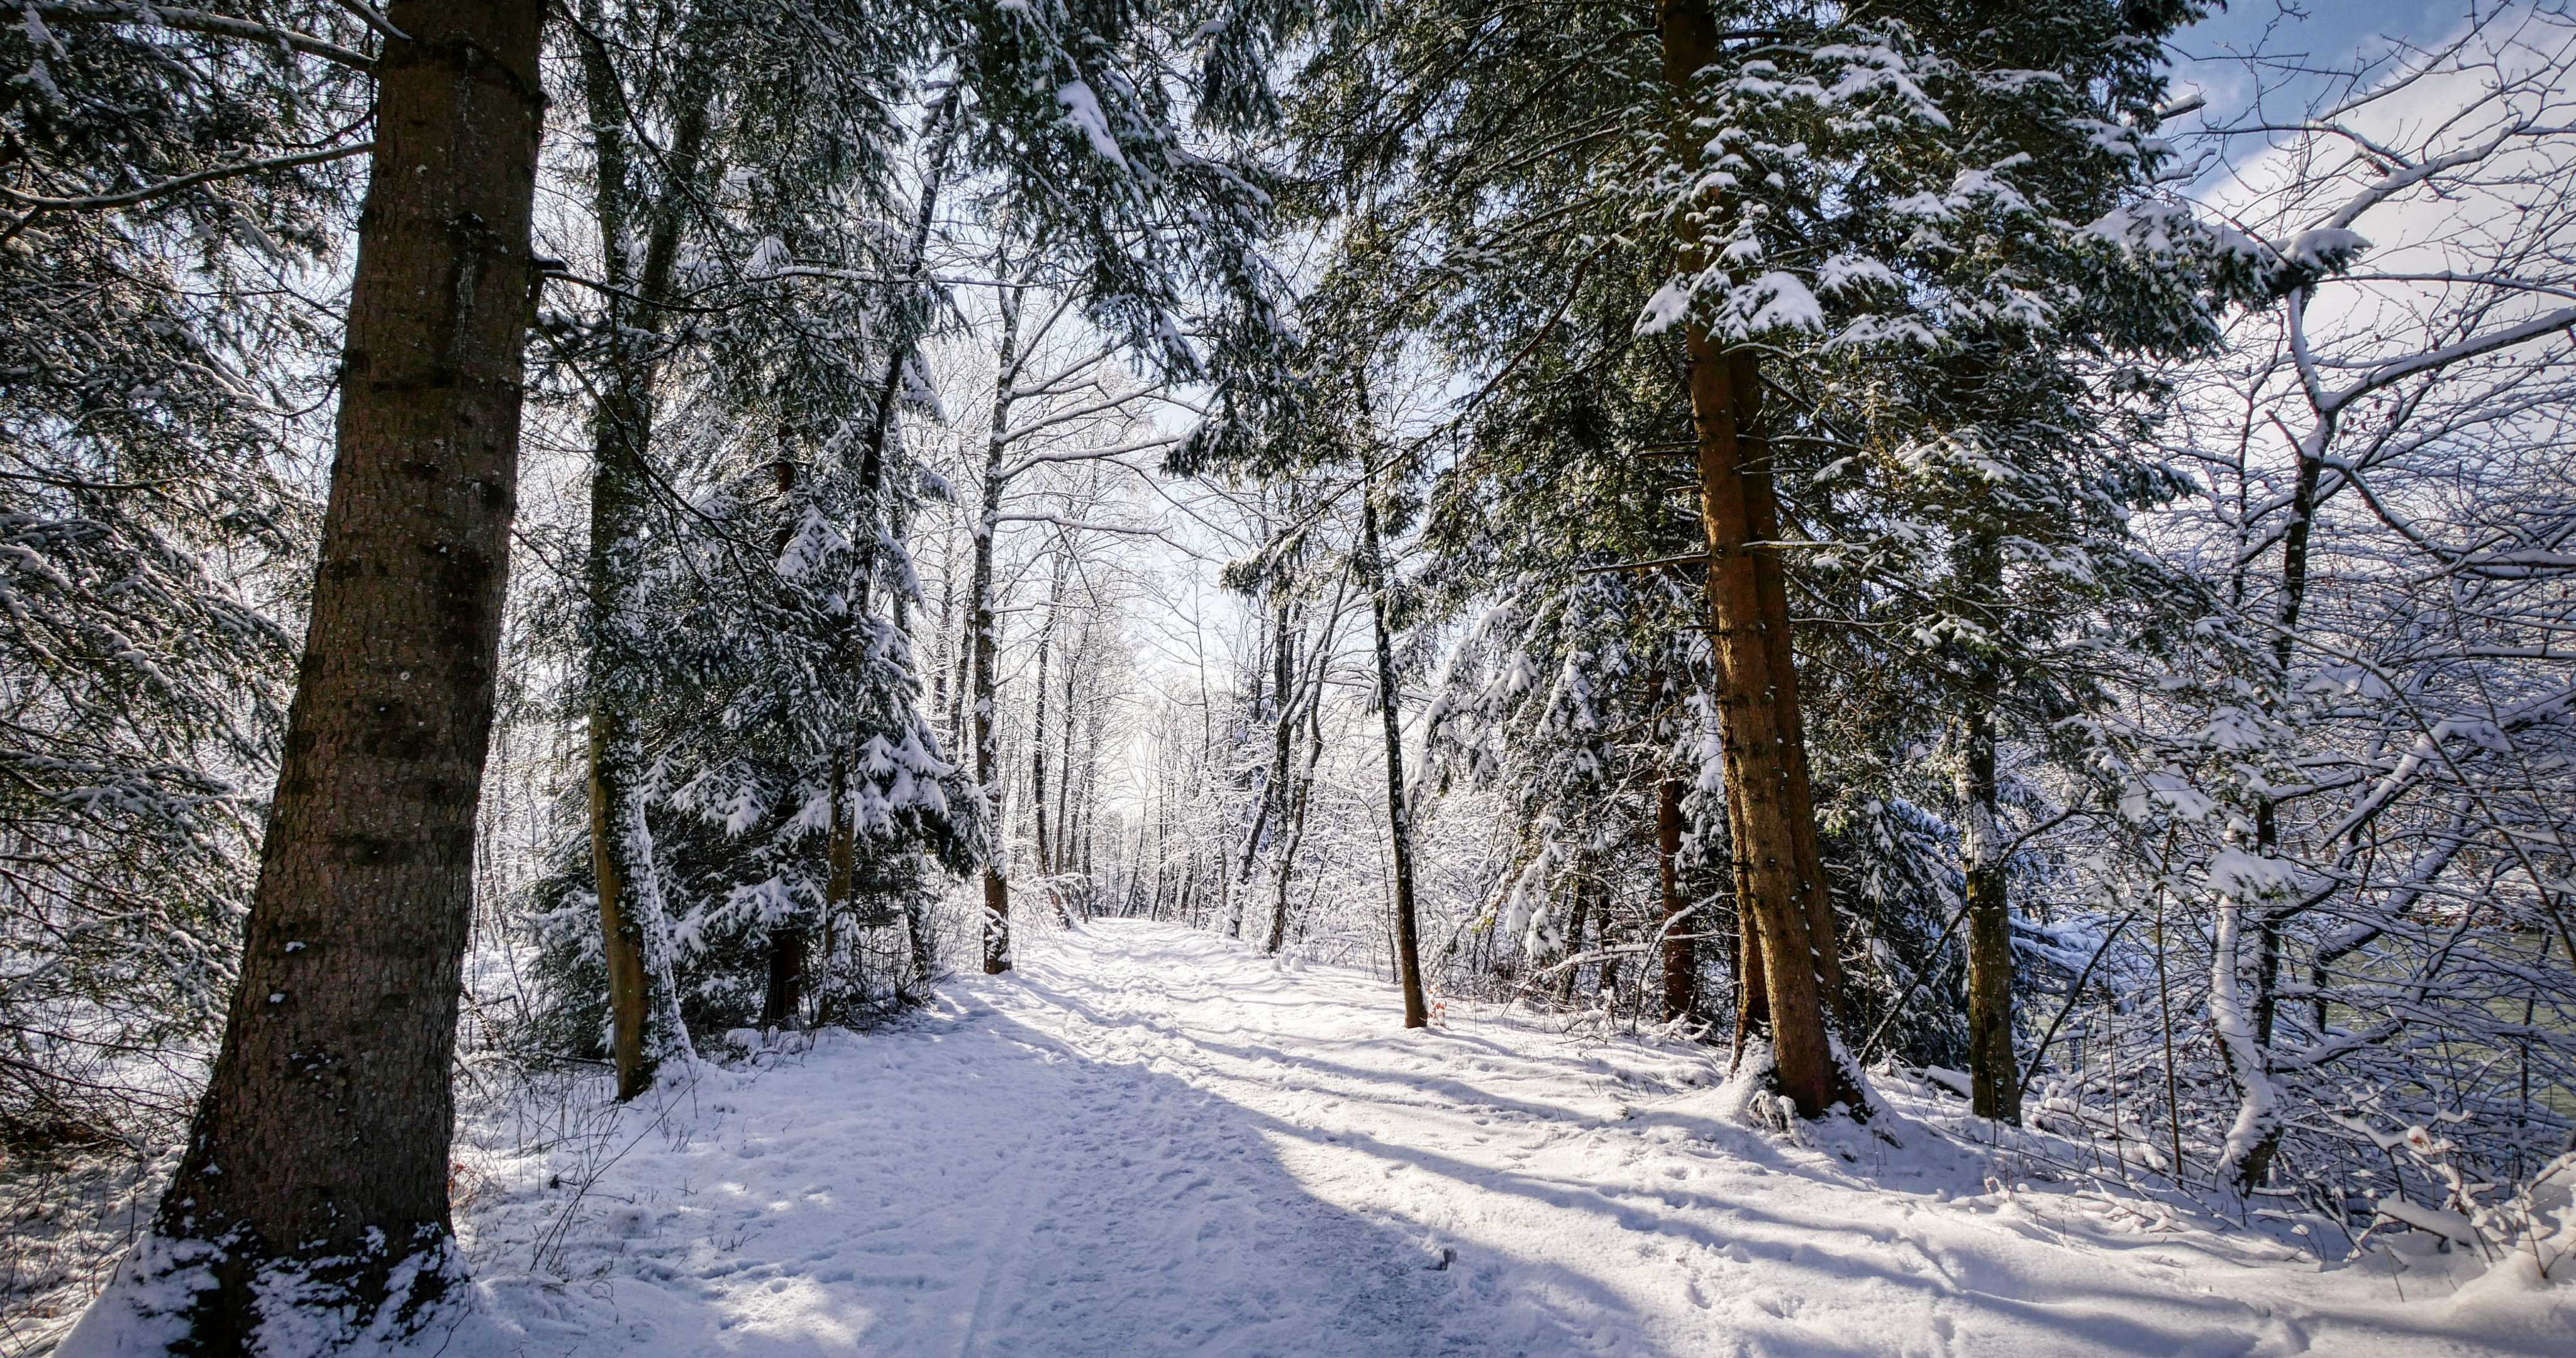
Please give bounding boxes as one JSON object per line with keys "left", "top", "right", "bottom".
{"left": 482, "top": 990, "right": 1655, "bottom": 1358}
{"left": 918, "top": 995, "right": 1659, "bottom": 1358}
{"left": 956, "top": 971, "right": 2525, "bottom": 1358}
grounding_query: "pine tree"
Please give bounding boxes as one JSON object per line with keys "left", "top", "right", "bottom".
{"left": 1263, "top": 0, "right": 2252, "bottom": 1118}
{"left": 1765, "top": 0, "right": 2223, "bottom": 1124}
{"left": 0, "top": 0, "right": 355, "bottom": 1147}
{"left": 67, "top": 1, "right": 548, "bottom": 1347}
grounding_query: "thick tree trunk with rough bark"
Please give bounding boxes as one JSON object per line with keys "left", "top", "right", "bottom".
{"left": 116, "top": 4, "right": 546, "bottom": 1349}
{"left": 1687, "top": 342, "right": 1852, "bottom": 1117}
{"left": 1733, "top": 355, "right": 1845, "bottom": 1017}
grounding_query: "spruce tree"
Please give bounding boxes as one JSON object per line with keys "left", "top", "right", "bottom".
{"left": 66, "top": 1, "right": 548, "bottom": 1348}
{"left": 0, "top": 0, "right": 355, "bottom": 1147}
{"left": 1768, "top": 0, "right": 2223, "bottom": 1123}
{"left": 1268, "top": 0, "right": 2233, "bottom": 1116}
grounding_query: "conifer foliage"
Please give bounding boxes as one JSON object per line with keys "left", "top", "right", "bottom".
{"left": 0, "top": 0, "right": 352, "bottom": 1149}
{"left": 14, "top": 1, "right": 2575, "bottom": 1350}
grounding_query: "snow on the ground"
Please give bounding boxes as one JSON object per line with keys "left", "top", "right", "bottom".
{"left": 456, "top": 920, "right": 2570, "bottom": 1357}
{"left": 0, "top": 1147, "right": 166, "bottom": 1355}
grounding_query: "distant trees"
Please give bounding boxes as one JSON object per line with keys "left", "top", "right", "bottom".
{"left": 947, "top": 268, "right": 1197, "bottom": 972}
{"left": 504, "top": 0, "right": 1298, "bottom": 1039}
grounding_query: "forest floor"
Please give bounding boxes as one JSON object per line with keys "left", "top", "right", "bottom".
{"left": 453, "top": 920, "right": 2569, "bottom": 1358}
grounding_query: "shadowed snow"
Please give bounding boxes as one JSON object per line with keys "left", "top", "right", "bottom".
{"left": 457, "top": 921, "right": 2567, "bottom": 1357}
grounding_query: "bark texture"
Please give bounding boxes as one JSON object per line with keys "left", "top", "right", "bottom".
{"left": 1733, "top": 355, "right": 1845, "bottom": 1018}
{"left": 142, "top": 2, "right": 545, "bottom": 1347}
{"left": 1659, "top": 0, "right": 1860, "bottom": 1119}
{"left": 1958, "top": 702, "right": 2020, "bottom": 1123}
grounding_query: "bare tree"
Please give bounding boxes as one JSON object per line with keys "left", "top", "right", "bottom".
{"left": 2139, "top": 7, "right": 2576, "bottom": 1191}
{"left": 945, "top": 271, "right": 1182, "bottom": 969}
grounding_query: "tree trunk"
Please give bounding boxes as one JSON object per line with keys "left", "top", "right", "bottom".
{"left": 578, "top": 11, "right": 714, "bottom": 1098}
{"left": 1657, "top": 776, "right": 1701, "bottom": 1024}
{"left": 815, "top": 99, "right": 962, "bottom": 1008}
{"left": 589, "top": 710, "right": 685, "bottom": 1090}
{"left": 1031, "top": 624, "right": 1053, "bottom": 876}
{"left": 1733, "top": 354, "right": 1845, "bottom": 1018}
{"left": 1263, "top": 582, "right": 1344, "bottom": 954}
{"left": 949, "top": 564, "right": 975, "bottom": 746}
{"left": 760, "top": 923, "right": 806, "bottom": 1029}
{"left": 1263, "top": 651, "right": 1331, "bottom": 954}
{"left": 1958, "top": 700, "right": 2019, "bottom": 1123}
{"left": 899, "top": 863, "right": 938, "bottom": 998}
{"left": 1080, "top": 731, "right": 1099, "bottom": 879}
{"left": 1150, "top": 782, "right": 1170, "bottom": 920}
{"left": 1689, "top": 345, "right": 1850, "bottom": 1116}
{"left": 2222, "top": 289, "right": 2336, "bottom": 1187}
{"left": 1227, "top": 595, "right": 1296, "bottom": 939}
{"left": 1599, "top": 930, "right": 1622, "bottom": 1009}
{"left": 1363, "top": 493, "right": 1431, "bottom": 1028}
{"left": 1557, "top": 873, "right": 1593, "bottom": 1006}
{"left": 808, "top": 754, "right": 855, "bottom": 1022}
{"left": 932, "top": 541, "right": 956, "bottom": 717}
{"left": 1658, "top": 0, "right": 1858, "bottom": 1119}
{"left": 109, "top": 4, "right": 545, "bottom": 1348}
{"left": 1058, "top": 621, "right": 1079, "bottom": 877}
{"left": 972, "top": 284, "right": 1023, "bottom": 973}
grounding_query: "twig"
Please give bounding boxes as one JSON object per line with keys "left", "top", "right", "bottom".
{"left": 2016, "top": 912, "right": 2137, "bottom": 1104}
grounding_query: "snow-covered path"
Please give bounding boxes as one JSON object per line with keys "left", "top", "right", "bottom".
{"left": 462, "top": 921, "right": 2563, "bottom": 1357}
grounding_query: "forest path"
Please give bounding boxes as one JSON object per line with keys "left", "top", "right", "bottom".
{"left": 460, "top": 920, "right": 2562, "bottom": 1357}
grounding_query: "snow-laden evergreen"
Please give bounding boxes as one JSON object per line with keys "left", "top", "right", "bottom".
{"left": 11, "top": 1, "right": 2574, "bottom": 1352}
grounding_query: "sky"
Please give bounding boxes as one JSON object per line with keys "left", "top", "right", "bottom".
{"left": 2175, "top": 0, "right": 2476, "bottom": 62}
{"left": 2168, "top": 0, "right": 2487, "bottom": 114}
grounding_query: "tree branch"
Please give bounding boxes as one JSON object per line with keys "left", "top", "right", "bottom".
{"left": 0, "top": 141, "right": 373, "bottom": 213}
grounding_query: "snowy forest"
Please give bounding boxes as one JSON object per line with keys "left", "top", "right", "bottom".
{"left": 3, "top": 0, "right": 2573, "bottom": 1354}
